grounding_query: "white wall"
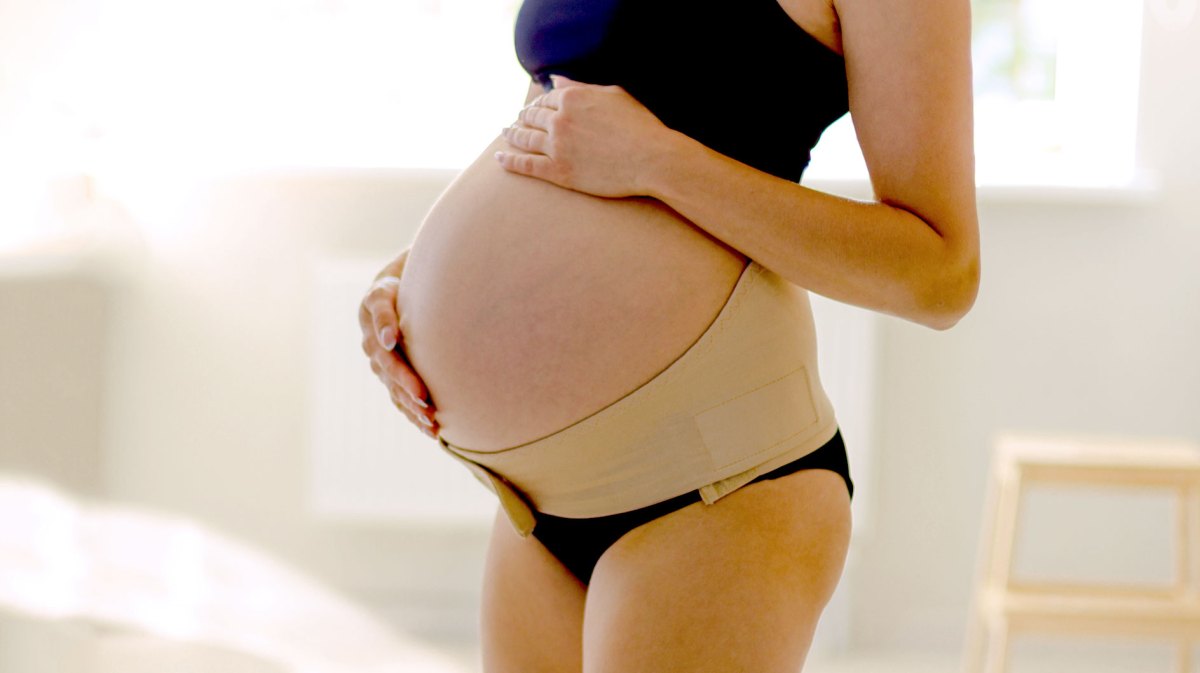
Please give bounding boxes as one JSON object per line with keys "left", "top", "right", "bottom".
{"left": 2, "top": 0, "right": 1198, "bottom": 664}
{"left": 2, "top": 171, "right": 495, "bottom": 646}
{"left": 0, "top": 272, "right": 108, "bottom": 496}
{"left": 90, "top": 171, "right": 492, "bottom": 643}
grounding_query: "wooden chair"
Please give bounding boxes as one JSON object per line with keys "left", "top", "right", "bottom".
{"left": 963, "top": 433, "right": 1200, "bottom": 673}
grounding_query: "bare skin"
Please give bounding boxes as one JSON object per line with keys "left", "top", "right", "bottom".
{"left": 393, "top": 94, "right": 748, "bottom": 452}
{"left": 360, "top": 0, "right": 977, "bottom": 668}
{"left": 480, "top": 469, "right": 851, "bottom": 673}
{"left": 499, "top": 0, "right": 978, "bottom": 329}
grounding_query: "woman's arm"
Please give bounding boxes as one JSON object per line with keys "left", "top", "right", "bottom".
{"left": 642, "top": 0, "right": 979, "bottom": 330}
{"left": 499, "top": 1, "right": 979, "bottom": 330}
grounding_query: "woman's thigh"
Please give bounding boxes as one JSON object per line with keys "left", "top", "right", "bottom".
{"left": 582, "top": 469, "right": 852, "bottom": 673}
{"left": 480, "top": 506, "right": 587, "bottom": 673}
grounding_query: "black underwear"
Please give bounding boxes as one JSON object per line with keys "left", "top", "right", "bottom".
{"left": 530, "top": 428, "right": 852, "bottom": 585}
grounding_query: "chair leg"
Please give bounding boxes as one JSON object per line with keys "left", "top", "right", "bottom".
{"left": 1186, "top": 485, "right": 1200, "bottom": 601}
{"left": 1178, "top": 485, "right": 1192, "bottom": 597}
{"left": 966, "top": 450, "right": 1022, "bottom": 673}
{"left": 979, "top": 469, "right": 1021, "bottom": 673}
{"left": 982, "top": 618, "right": 1009, "bottom": 673}
{"left": 964, "top": 461, "right": 1006, "bottom": 673}
{"left": 962, "top": 599, "right": 988, "bottom": 673}
{"left": 989, "top": 470, "right": 1023, "bottom": 591}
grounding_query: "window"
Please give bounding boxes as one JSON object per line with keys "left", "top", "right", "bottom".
{"left": 805, "top": 0, "right": 1151, "bottom": 196}
{"left": 0, "top": 0, "right": 531, "bottom": 250}
{"left": 56, "top": 0, "right": 531, "bottom": 172}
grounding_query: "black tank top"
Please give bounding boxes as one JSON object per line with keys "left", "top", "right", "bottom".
{"left": 514, "top": 0, "right": 849, "bottom": 182}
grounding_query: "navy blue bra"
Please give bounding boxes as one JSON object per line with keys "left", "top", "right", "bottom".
{"left": 514, "top": 0, "right": 849, "bottom": 182}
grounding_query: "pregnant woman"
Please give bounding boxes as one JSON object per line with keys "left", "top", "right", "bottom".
{"left": 358, "top": 0, "right": 980, "bottom": 669}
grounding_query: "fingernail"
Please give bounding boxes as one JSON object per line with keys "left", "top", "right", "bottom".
{"left": 494, "top": 151, "right": 506, "bottom": 162}
{"left": 421, "top": 426, "right": 434, "bottom": 438}
{"left": 412, "top": 396, "right": 429, "bottom": 409}
{"left": 419, "top": 415, "right": 434, "bottom": 428}
{"left": 380, "top": 327, "right": 397, "bottom": 350}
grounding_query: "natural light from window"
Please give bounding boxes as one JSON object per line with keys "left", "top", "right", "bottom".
{"left": 807, "top": 0, "right": 1148, "bottom": 192}
{"left": 0, "top": 0, "right": 1156, "bottom": 251}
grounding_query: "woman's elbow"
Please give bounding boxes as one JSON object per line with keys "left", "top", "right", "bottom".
{"left": 915, "top": 252, "right": 980, "bottom": 331}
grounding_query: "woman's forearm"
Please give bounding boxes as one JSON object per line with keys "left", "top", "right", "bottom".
{"left": 642, "top": 131, "right": 979, "bottom": 330}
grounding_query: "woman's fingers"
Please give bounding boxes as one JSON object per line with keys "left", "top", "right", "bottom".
{"left": 374, "top": 349, "right": 434, "bottom": 413}
{"left": 389, "top": 383, "right": 439, "bottom": 436}
{"left": 359, "top": 275, "right": 428, "bottom": 403}
{"left": 517, "top": 103, "right": 552, "bottom": 130}
{"left": 364, "top": 276, "right": 403, "bottom": 349}
{"left": 364, "top": 339, "right": 435, "bottom": 418}
{"left": 370, "top": 348, "right": 438, "bottom": 431}
{"left": 494, "top": 150, "right": 557, "bottom": 182}
{"left": 358, "top": 273, "right": 439, "bottom": 436}
{"left": 358, "top": 292, "right": 396, "bottom": 352}
{"left": 502, "top": 124, "right": 550, "bottom": 155}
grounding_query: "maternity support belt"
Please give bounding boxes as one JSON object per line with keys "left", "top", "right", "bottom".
{"left": 437, "top": 260, "right": 840, "bottom": 537}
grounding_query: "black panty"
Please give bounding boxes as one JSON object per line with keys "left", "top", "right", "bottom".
{"left": 530, "top": 429, "right": 852, "bottom": 585}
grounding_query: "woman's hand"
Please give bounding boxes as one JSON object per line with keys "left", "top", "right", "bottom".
{"left": 496, "top": 74, "right": 674, "bottom": 198}
{"left": 358, "top": 251, "right": 440, "bottom": 439}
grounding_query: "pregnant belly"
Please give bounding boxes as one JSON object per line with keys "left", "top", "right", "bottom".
{"left": 396, "top": 135, "right": 748, "bottom": 452}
